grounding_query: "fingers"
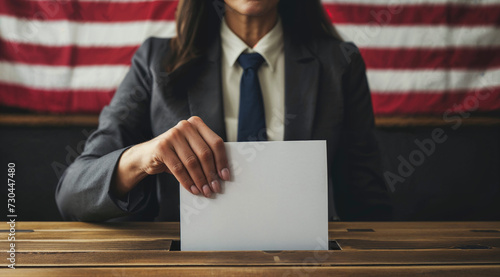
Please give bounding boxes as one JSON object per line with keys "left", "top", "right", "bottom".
{"left": 180, "top": 122, "right": 221, "bottom": 194}
{"left": 160, "top": 146, "right": 201, "bottom": 196}
{"left": 174, "top": 137, "right": 213, "bottom": 197}
{"left": 158, "top": 116, "right": 229, "bottom": 198}
{"left": 188, "top": 116, "right": 230, "bottom": 181}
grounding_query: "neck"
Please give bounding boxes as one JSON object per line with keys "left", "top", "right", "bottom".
{"left": 224, "top": 6, "right": 278, "bottom": 48}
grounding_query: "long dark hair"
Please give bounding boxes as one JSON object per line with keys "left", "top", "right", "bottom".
{"left": 165, "top": 0, "right": 341, "bottom": 72}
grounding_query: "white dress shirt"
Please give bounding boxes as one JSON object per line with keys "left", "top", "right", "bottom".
{"left": 220, "top": 17, "right": 285, "bottom": 142}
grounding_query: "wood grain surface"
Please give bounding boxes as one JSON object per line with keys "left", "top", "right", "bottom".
{"left": 1, "top": 222, "right": 499, "bottom": 276}
{"left": 2, "top": 266, "right": 500, "bottom": 277}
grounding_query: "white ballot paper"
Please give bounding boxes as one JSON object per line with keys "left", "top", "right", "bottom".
{"left": 180, "top": 141, "right": 328, "bottom": 251}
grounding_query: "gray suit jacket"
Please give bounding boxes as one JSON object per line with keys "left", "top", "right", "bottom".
{"left": 55, "top": 32, "right": 392, "bottom": 222}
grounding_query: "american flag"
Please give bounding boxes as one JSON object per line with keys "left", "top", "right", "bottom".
{"left": 1, "top": 0, "right": 499, "bottom": 115}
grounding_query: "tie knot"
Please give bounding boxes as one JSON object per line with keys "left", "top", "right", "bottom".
{"left": 237, "top": 53, "right": 265, "bottom": 70}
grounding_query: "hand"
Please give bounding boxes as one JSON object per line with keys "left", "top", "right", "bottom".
{"left": 112, "top": 116, "right": 230, "bottom": 198}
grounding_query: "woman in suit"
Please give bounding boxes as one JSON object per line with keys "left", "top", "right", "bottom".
{"left": 56, "top": 0, "right": 392, "bottom": 221}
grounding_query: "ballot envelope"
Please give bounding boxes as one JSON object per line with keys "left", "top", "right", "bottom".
{"left": 180, "top": 141, "right": 328, "bottom": 251}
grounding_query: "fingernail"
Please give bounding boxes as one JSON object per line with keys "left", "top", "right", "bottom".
{"left": 190, "top": 185, "right": 200, "bottom": 195}
{"left": 202, "top": 184, "right": 211, "bottom": 197}
{"left": 221, "top": 168, "right": 230, "bottom": 181}
{"left": 211, "top": 180, "right": 221, "bottom": 193}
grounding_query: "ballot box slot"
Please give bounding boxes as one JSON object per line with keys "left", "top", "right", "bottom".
{"left": 453, "top": 244, "right": 493, "bottom": 249}
{"left": 347, "top": 228, "right": 375, "bottom": 232}
{"left": 329, "top": 240, "right": 342, "bottom": 250}
{"left": 170, "top": 240, "right": 342, "bottom": 251}
{"left": 171, "top": 240, "right": 181, "bottom": 251}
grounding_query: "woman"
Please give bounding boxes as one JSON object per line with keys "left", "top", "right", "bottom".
{"left": 56, "top": 0, "right": 392, "bottom": 221}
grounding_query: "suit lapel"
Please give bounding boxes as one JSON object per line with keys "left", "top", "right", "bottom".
{"left": 283, "top": 35, "right": 321, "bottom": 141}
{"left": 186, "top": 35, "right": 227, "bottom": 141}
{"left": 184, "top": 31, "right": 320, "bottom": 142}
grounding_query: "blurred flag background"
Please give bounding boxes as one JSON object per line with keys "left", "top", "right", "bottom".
{"left": 0, "top": 0, "right": 499, "bottom": 115}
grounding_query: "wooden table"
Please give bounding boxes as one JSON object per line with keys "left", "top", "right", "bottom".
{"left": 2, "top": 222, "right": 500, "bottom": 276}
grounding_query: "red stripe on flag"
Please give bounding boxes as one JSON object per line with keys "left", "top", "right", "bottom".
{"left": 360, "top": 47, "right": 500, "bottom": 70}
{"left": 0, "top": 0, "right": 177, "bottom": 22}
{"left": 3, "top": 40, "right": 499, "bottom": 70}
{"left": 372, "top": 87, "right": 500, "bottom": 115}
{"left": 0, "top": 82, "right": 114, "bottom": 113}
{"left": 0, "top": 39, "right": 138, "bottom": 66}
{"left": 3, "top": 82, "right": 499, "bottom": 115}
{"left": 325, "top": 4, "right": 500, "bottom": 26}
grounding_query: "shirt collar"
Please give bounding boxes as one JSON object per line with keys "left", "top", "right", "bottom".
{"left": 220, "top": 17, "right": 284, "bottom": 72}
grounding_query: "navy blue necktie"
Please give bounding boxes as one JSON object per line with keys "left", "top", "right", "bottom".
{"left": 237, "top": 53, "right": 267, "bottom": 142}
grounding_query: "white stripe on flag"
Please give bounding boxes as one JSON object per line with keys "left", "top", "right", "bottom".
{"left": 336, "top": 25, "right": 500, "bottom": 48}
{"left": 367, "top": 68, "right": 500, "bottom": 92}
{"left": 3, "top": 15, "right": 497, "bottom": 49}
{"left": 0, "top": 15, "right": 176, "bottom": 46}
{"left": 0, "top": 62, "right": 129, "bottom": 90}
{"left": 2, "top": 59, "right": 499, "bottom": 93}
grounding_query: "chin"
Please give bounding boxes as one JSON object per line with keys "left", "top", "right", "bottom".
{"left": 226, "top": 0, "right": 279, "bottom": 17}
